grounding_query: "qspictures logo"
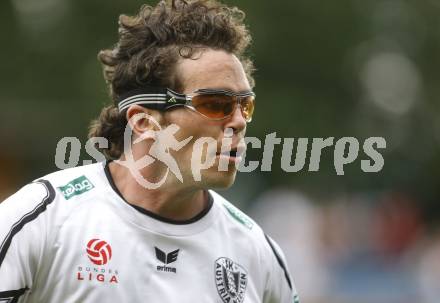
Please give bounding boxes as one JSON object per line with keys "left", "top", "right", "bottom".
{"left": 76, "top": 238, "right": 119, "bottom": 284}
{"left": 54, "top": 113, "right": 387, "bottom": 190}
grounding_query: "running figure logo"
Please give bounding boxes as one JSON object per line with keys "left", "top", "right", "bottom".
{"left": 116, "top": 113, "right": 192, "bottom": 189}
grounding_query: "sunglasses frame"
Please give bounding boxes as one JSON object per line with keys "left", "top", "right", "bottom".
{"left": 166, "top": 88, "right": 256, "bottom": 122}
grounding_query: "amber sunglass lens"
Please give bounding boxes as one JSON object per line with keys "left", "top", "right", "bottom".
{"left": 191, "top": 94, "right": 235, "bottom": 119}
{"left": 240, "top": 96, "right": 255, "bottom": 122}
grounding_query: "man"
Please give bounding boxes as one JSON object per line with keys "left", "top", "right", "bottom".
{"left": 0, "top": 0, "right": 298, "bottom": 302}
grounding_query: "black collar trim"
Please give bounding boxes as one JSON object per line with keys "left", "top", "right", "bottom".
{"left": 103, "top": 161, "right": 213, "bottom": 225}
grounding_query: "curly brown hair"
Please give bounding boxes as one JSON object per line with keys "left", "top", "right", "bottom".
{"left": 89, "top": 0, "right": 255, "bottom": 160}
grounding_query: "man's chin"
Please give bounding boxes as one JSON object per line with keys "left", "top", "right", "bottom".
{"left": 200, "top": 170, "right": 237, "bottom": 189}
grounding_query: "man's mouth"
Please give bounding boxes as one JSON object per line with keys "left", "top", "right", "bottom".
{"left": 216, "top": 148, "right": 242, "bottom": 158}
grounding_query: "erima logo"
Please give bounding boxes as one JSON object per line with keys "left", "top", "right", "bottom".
{"left": 155, "top": 247, "right": 179, "bottom": 273}
{"left": 58, "top": 176, "right": 94, "bottom": 200}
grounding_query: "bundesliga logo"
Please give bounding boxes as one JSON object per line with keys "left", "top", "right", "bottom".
{"left": 86, "top": 239, "right": 112, "bottom": 265}
{"left": 76, "top": 238, "right": 119, "bottom": 284}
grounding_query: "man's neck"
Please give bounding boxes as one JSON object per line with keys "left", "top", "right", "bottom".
{"left": 108, "top": 161, "right": 208, "bottom": 222}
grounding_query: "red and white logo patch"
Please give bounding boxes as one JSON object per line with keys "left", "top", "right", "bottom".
{"left": 86, "top": 239, "right": 112, "bottom": 265}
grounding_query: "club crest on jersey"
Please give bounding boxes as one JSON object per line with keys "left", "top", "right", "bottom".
{"left": 58, "top": 175, "right": 94, "bottom": 200}
{"left": 214, "top": 257, "right": 248, "bottom": 303}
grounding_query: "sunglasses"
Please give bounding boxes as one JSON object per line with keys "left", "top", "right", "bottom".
{"left": 117, "top": 87, "right": 256, "bottom": 123}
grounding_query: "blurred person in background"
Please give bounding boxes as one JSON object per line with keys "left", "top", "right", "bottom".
{"left": 417, "top": 232, "right": 440, "bottom": 303}
{"left": 251, "top": 189, "right": 331, "bottom": 302}
{"left": 0, "top": 0, "right": 299, "bottom": 302}
{"left": 250, "top": 189, "right": 428, "bottom": 303}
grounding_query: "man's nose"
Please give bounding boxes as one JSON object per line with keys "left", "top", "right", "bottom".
{"left": 224, "top": 103, "right": 247, "bottom": 133}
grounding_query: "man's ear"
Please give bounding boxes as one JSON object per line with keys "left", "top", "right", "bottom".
{"left": 126, "top": 105, "right": 164, "bottom": 137}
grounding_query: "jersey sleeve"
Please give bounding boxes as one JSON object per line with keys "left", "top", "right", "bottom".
{"left": 263, "top": 234, "right": 299, "bottom": 303}
{"left": 0, "top": 180, "right": 55, "bottom": 302}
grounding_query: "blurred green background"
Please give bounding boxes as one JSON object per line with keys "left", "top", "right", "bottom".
{"left": 1, "top": 0, "right": 440, "bottom": 302}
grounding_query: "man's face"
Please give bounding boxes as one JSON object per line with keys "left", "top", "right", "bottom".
{"left": 164, "top": 49, "right": 251, "bottom": 189}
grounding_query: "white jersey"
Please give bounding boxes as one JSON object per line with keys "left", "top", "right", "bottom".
{"left": 0, "top": 162, "right": 298, "bottom": 303}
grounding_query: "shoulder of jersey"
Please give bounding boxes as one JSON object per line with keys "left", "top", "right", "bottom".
{"left": 209, "top": 191, "right": 290, "bottom": 273}
{"left": 209, "top": 190, "right": 266, "bottom": 239}
{"left": 208, "top": 191, "right": 296, "bottom": 292}
{"left": 0, "top": 163, "right": 104, "bottom": 238}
